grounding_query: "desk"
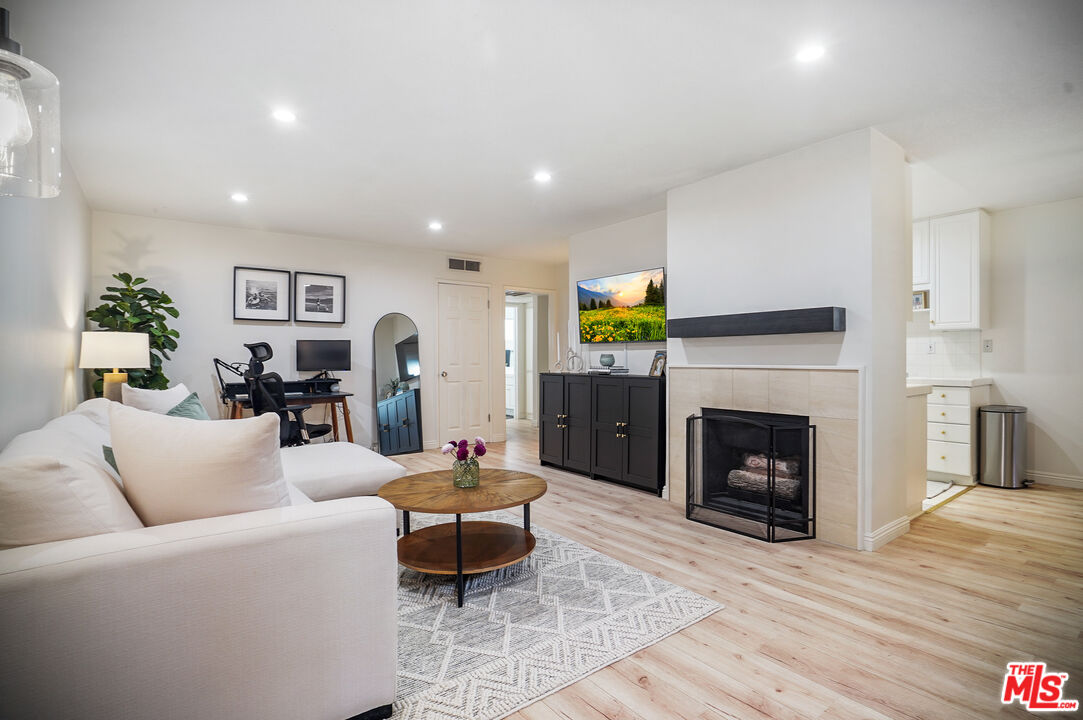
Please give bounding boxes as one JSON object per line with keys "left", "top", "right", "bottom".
{"left": 226, "top": 390, "right": 355, "bottom": 443}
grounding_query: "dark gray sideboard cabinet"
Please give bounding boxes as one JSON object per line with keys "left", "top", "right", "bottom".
{"left": 539, "top": 373, "right": 665, "bottom": 495}
{"left": 377, "top": 388, "right": 422, "bottom": 455}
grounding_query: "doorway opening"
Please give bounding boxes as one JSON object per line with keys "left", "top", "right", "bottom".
{"left": 503, "top": 289, "right": 550, "bottom": 427}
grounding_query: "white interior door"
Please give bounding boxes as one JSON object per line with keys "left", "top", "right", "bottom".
{"left": 438, "top": 282, "right": 491, "bottom": 442}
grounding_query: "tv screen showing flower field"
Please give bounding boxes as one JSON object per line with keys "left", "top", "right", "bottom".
{"left": 577, "top": 267, "right": 666, "bottom": 343}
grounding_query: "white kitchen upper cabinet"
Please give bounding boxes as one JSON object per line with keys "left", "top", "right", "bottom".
{"left": 912, "top": 219, "right": 931, "bottom": 287}
{"left": 930, "top": 210, "right": 990, "bottom": 330}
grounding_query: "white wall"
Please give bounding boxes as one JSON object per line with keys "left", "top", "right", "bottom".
{"left": 91, "top": 211, "right": 566, "bottom": 448}
{"left": 567, "top": 210, "right": 666, "bottom": 374}
{"left": 0, "top": 158, "right": 91, "bottom": 447}
{"left": 665, "top": 129, "right": 910, "bottom": 541}
{"left": 983, "top": 196, "right": 1083, "bottom": 486}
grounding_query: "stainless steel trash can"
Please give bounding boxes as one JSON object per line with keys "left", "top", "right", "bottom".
{"left": 978, "top": 405, "right": 1028, "bottom": 488}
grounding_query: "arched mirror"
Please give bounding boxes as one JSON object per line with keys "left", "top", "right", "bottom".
{"left": 373, "top": 313, "right": 422, "bottom": 455}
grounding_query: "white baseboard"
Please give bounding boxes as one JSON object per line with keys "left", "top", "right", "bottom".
{"left": 492, "top": 433, "right": 506, "bottom": 443}
{"left": 863, "top": 516, "right": 911, "bottom": 551}
{"left": 1027, "top": 470, "right": 1083, "bottom": 489}
{"left": 423, "top": 440, "right": 439, "bottom": 450}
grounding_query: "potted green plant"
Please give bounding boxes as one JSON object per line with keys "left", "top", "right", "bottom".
{"left": 85, "top": 272, "right": 180, "bottom": 394}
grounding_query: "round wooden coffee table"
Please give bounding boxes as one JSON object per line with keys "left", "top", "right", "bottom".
{"left": 377, "top": 468, "right": 547, "bottom": 607}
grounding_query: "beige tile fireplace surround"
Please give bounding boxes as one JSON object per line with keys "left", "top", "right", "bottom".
{"left": 669, "top": 366, "right": 861, "bottom": 548}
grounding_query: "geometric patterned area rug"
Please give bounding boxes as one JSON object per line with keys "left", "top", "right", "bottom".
{"left": 393, "top": 509, "right": 722, "bottom": 720}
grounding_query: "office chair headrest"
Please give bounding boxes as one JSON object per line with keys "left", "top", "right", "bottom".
{"left": 244, "top": 342, "right": 273, "bottom": 377}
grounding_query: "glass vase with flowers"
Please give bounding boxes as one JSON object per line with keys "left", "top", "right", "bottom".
{"left": 442, "top": 437, "right": 487, "bottom": 488}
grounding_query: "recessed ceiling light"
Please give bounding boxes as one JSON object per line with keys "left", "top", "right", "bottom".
{"left": 428, "top": 220, "right": 443, "bottom": 231}
{"left": 533, "top": 170, "right": 552, "bottom": 183}
{"left": 231, "top": 192, "right": 249, "bottom": 203}
{"left": 795, "top": 44, "right": 826, "bottom": 63}
{"left": 271, "top": 107, "right": 297, "bottom": 123}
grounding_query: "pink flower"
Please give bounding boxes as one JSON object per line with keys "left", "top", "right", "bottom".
{"left": 456, "top": 446, "right": 469, "bottom": 461}
{"left": 458, "top": 439, "right": 468, "bottom": 449}
{"left": 441, "top": 442, "right": 456, "bottom": 455}
{"left": 474, "top": 437, "right": 485, "bottom": 445}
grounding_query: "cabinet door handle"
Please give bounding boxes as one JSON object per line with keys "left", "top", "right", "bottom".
{"left": 940, "top": 393, "right": 947, "bottom": 398}
{"left": 401, "top": 419, "right": 409, "bottom": 427}
{"left": 941, "top": 455, "right": 946, "bottom": 460}
{"left": 941, "top": 430, "right": 946, "bottom": 435}
{"left": 941, "top": 412, "right": 946, "bottom": 416}
{"left": 441, "top": 371, "right": 448, "bottom": 377}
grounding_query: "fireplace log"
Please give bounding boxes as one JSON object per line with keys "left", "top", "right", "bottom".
{"left": 726, "top": 468, "right": 802, "bottom": 500}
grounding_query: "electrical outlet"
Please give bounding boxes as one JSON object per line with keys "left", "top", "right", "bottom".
{"left": 983, "top": 339, "right": 993, "bottom": 353}
{"left": 927, "top": 341, "right": 936, "bottom": 354}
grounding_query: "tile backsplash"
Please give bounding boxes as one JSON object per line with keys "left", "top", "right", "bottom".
{"left": 906, "top": 321, "right": 983, "bottom": 378}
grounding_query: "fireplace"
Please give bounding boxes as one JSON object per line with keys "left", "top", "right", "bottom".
{"left": 686, "top": 408, "right": 816, "bottom": 542}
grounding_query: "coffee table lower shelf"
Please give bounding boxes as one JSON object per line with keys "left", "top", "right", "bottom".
{"left": 397, "top": 520, "right": 536, "bottom": 576}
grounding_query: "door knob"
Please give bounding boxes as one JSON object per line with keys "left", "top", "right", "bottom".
{"left": 441, "top": 371, "right": 448, "bottom": 377}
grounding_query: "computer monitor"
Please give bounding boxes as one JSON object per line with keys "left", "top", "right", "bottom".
{"left": 296, "top": 339, "right": 351, "bottom": 373}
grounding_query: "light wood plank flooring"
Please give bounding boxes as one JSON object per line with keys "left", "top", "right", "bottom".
{"left": 393, "top": 421, "right": 1083, "bottom": 719}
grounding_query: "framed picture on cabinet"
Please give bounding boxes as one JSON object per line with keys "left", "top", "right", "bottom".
{"left": 294, "top": 271, "right": 346, "bottom": 323}
{"left": 912, "top": 289, "right": 929, "bottom": 311}
{"left": 233, "top": 266, "right": 291, "bottom": 321}
{"left": 649, "top": 350, "right": 667, "bottom": 377}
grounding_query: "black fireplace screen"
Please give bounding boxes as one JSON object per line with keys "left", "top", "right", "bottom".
{"left": 686, "top": 409, "right": 816, "bottom": 542}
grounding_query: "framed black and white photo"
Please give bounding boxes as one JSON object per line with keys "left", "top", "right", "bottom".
{"left": 649, "top": 350, "right": 667, "bottom": 377}
{"left": 294, "top": 271, "right": 346, "bottom": 323}
{"left": 233, "top": 266, "right": 291, "bottom": 321}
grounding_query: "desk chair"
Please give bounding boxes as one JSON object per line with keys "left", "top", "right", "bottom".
{"left": 247, "top": 371, "right": 333, "bottom": 447}
{"left": 241, "top": 342, "right": 332, "bottom": 448}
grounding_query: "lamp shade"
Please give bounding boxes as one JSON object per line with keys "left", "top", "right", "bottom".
{"left": 79, "top": 332, "right": 150, "bottom": 370}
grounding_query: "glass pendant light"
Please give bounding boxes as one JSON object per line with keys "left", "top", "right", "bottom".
{"left": 0, "top": 7, "right": 60, "bottom": 198}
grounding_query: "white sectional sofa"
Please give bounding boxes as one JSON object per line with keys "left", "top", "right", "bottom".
{"left": 0, "top": 398, "right": 407, "bottom": 720}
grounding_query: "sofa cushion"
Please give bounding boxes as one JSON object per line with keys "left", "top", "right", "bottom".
{"left": 286, "top": 482, "right": 314, "bottom": 505}
{"left": 1, "top": 405, "right": 121, "bottom": 486}
{"left": 0, "top": 456, "right": 144, "bottom": 549}
{"left": 121, "top": 383, "right": 190, "bottom": 414}
{"left": 110, "top": 404, "right": 290, "bottom": 526}
{"left": 166, "top": 392, "right": 211, "bottom": 420}
{"left": 280, "top": 442, "right": 407, "bottom": 501}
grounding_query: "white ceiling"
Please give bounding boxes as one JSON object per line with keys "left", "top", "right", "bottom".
{"left": 8, "top": 0, "right": 1083, "bottom": 261}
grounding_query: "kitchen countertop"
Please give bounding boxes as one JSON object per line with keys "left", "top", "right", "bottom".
{"left": 906, "top": 384, "right": 932, "bottom": 397}
{"left": 906, "top": 377, "right": 993, "bottom": 388}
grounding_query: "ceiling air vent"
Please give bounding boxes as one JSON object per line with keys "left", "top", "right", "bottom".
{"left": 448, "top": 257, "right": 481, "bottom": 272}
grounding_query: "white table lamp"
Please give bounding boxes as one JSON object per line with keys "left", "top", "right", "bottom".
{"left": 79, "top": 331, "right": 150, "bottom": 401}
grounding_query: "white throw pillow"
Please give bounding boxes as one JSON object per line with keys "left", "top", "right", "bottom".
{"left": 109, "top": 403, "right": 289, "bottom": 526}
{"left": 0, "top": 406, "right": 121, "bottom": 486}
{"left": 121, "top": 382, "right": 191, "bottom": 414}
{"left": 0, "top": 456, "right": 144, "bottom": 549}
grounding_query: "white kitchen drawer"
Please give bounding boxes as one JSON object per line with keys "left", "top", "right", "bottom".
{"left": 931, "top": 386, "right": 970, "bottom": 406}
{"left": 927, "top": 439, "right": 972, "bottom": 476}
{"left": 928, "top": 404, "right": 971, "bottom": 425}
{"left": 927, "top": 422, "right": 971, "bottom": 443}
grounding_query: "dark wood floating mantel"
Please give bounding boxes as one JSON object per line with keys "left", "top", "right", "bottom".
{"left": 667, "top": 307, "right": 846, "bottom": 338}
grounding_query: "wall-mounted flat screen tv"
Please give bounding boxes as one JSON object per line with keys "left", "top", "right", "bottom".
{"left": 577, "top": 267, "right": 666, "bottom": 343}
